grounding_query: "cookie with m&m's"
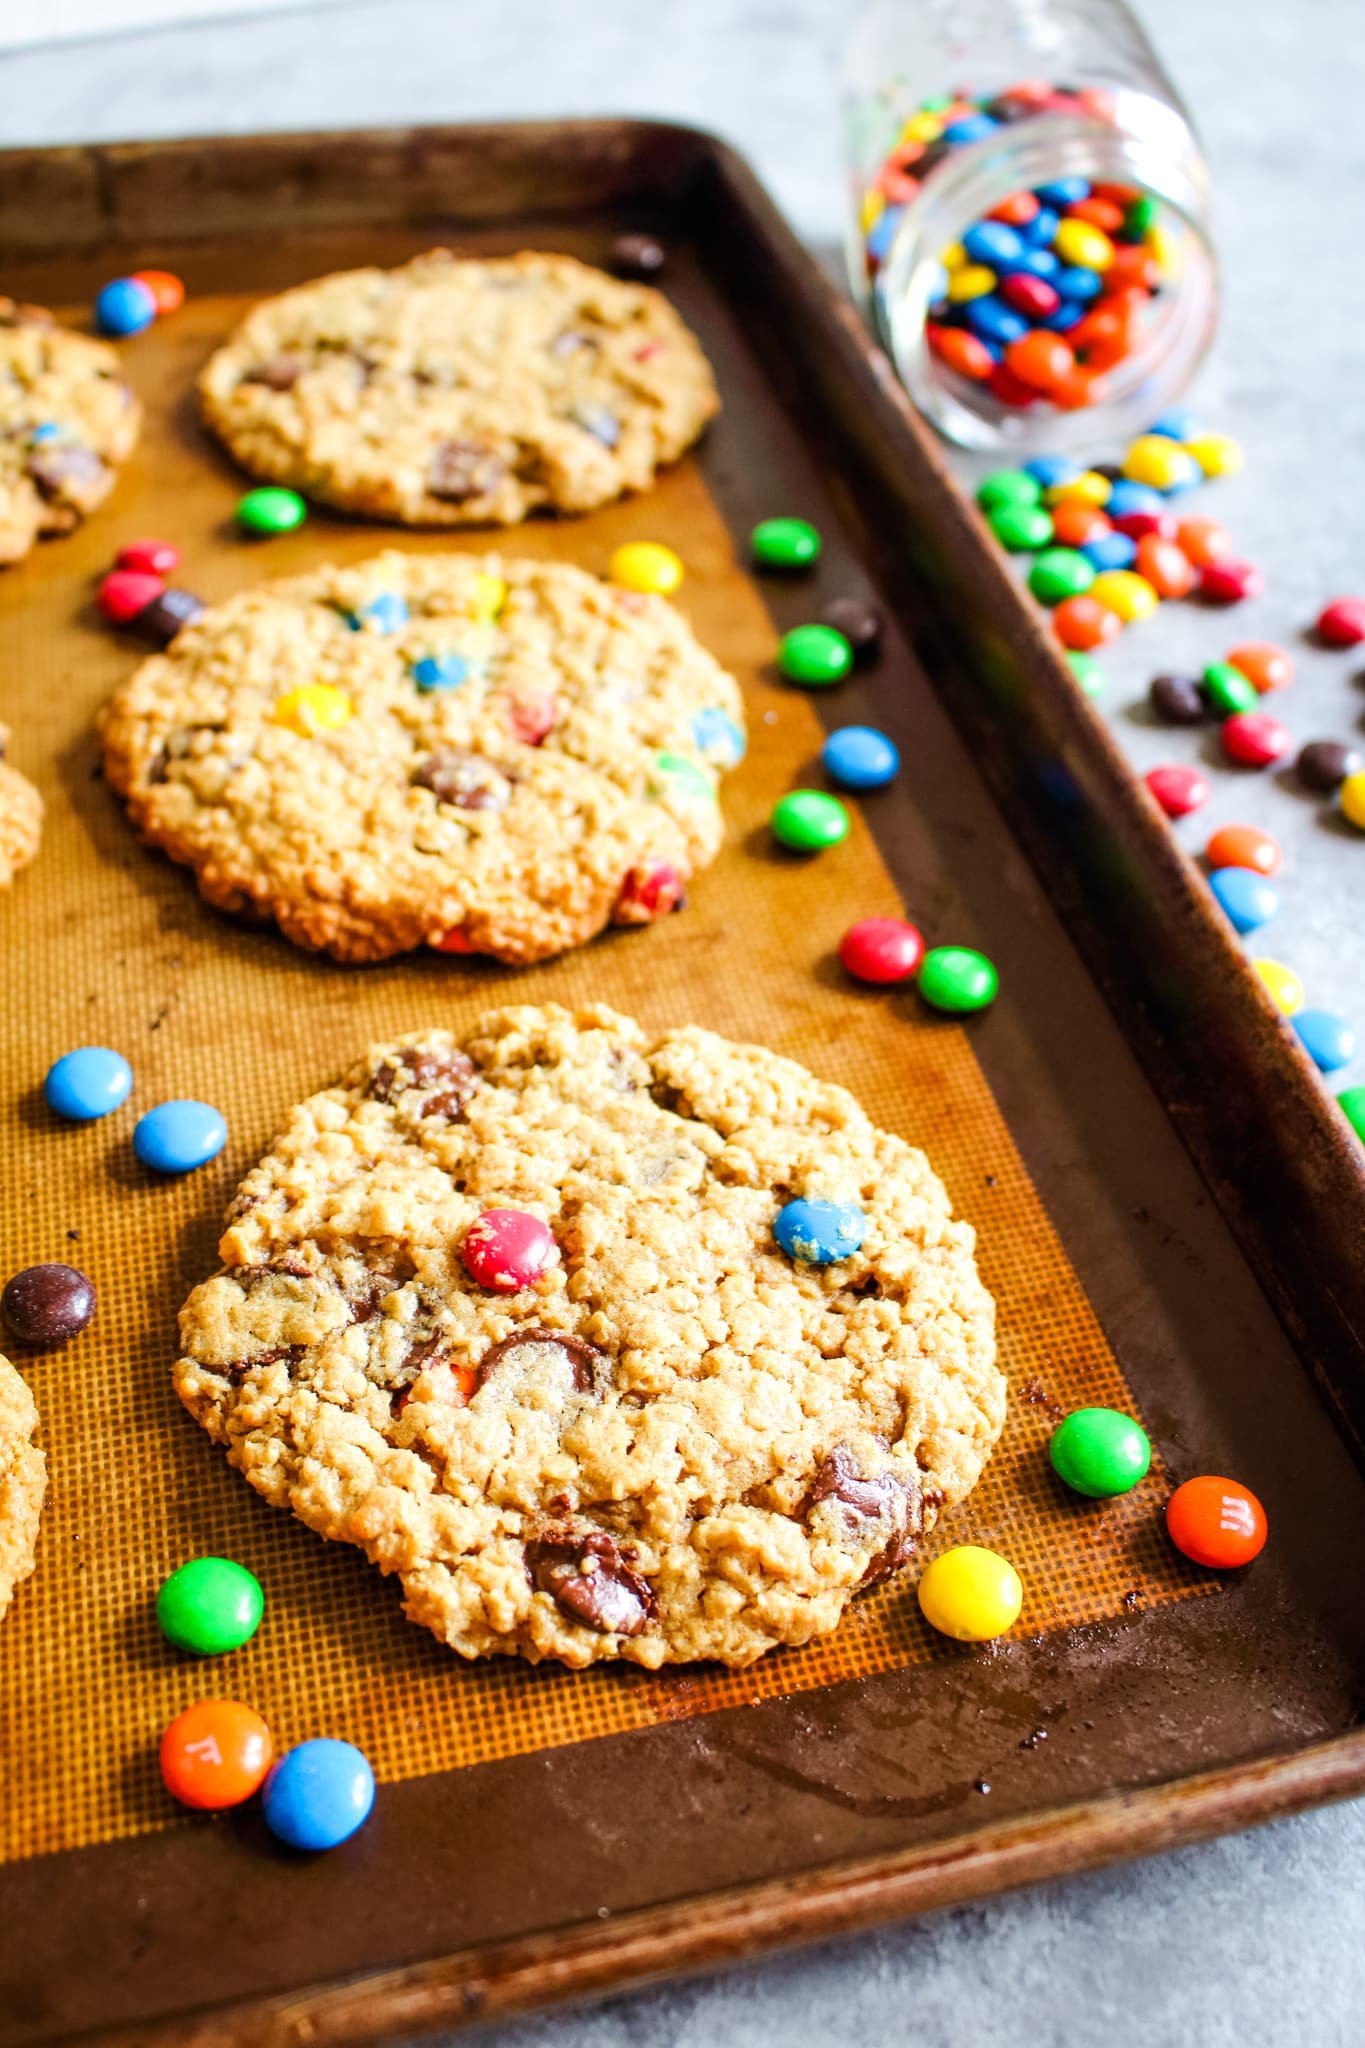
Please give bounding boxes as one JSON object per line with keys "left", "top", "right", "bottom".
{"left": 0, "top": 298, "right": 141, "bottom": 566}
{"left": 97, "top": 551, "right": 744, "bottom": 963}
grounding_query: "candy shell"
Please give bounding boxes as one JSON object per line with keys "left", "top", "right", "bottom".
{"left": 777, "top": 624, "right": 853, "bottom": 688}
{"left": 1149, "top": 674, "right": 1205, "bottom": 725}
{"left": 262, "top": 1740, "right": 375, "bottom": 1852}
{"left": 133, "top": 1100, "right": 228, "bottom": 1173}
{"left": 98, "top": 569, "right": 163, "bottom": 624}
{"left": 1338, "top": 1086, "right": 1365, "bottom": 1142}
{"left": 273, "top": 684, "right": 353, "bottom": 736}
{"left": 1206, "top": 824, "right": 1281, "bottom": 876}
{"left": 1293, "top": 1009, "right": 1356, "bottom": 1074}
{"left": 1200, "top": 662, "right": 1259, "bottom": 718}
{"left": 1220, "top": 712, "right": 1290, "bottom": 768}
{"left": 1053, "top": 595, "right": 1120, "bottom": 651}
{"left": 918, "top": 1545, "right": 1022, "bottom": 1641}
{"left": 771, "top": 790, "right": 850, "bottom": 853}
{"left": 236, "top": 486, "right": 306, "bottom": 535}
{"left": 1044, "top": 471, "right": 1110, "bottom": 507}
{"left": 1145, "top": 764, "right": 1209, "bottom": 819}
{"left": 44, "top": 1046, "right": 132, "bottom": 1121}
{"left": 94, "top": 276, "right": 157, "bottom": 337}
{"left": 1049, "top": 501, "right": 1110, "bottom": 548}
{"left": 1166, "top": 1476, "right": 1266, "bottom": 1568}
{"left": 1317, "top": 597, "right": 1365, "bottom": 647}
{"left": 774, "top": 1197, "right": 866, "bottom": 1266}
{"left": 157, "top": 1557, "right": 264, "bottom": 1656}
{"left": 1183, "top": 432, "right": 1243, "bottom": 477}
{"left": 1175, "top": 517, "right": 1233, "bottom": 568}
{"left": 1296, "top": 740, "right": 1360, "bottom": 791}
{"left": 1050, "top": 1407, "right": 1151, "bottom": 1498}
{"left": 1089, "top": 569, "right": 1159, "bottom": 623}
{"left": 822, "top": 725, "right": 900, "bottom": 791}
{"left": 1252, "top": 958, "right": 1304, "bottom": 1015}
{"left": 751, "top": 517, "right": 821, "bottom": 571}
{"left": 462, "top": 1209, "right": 556, "bottom": 1292}
{"left": 1123, "top": 436, "right": 1199, "bottom": 492}
{"left": 117, "top": 539, "right": 179, "bottom": 576}
{"left": 1200, "top": 560, "right": 1264, "bottom": 604}
{"left": 1079, "top": 531, "right": 1137, "bottom": 573}
{"left": 160, "top": 1700, "right": 273, "bottom": 1810}
{"left": 1209, "top": 866, "right": 1278, "bottom": 934}
{"left": 1343, "top": 773, "right": 1365, "bottom": 831}
{"left": 918, "top": 945, "right": 998, "bottom": 1013}
{"left": 691, "top": 706, "right": 746, "bottom": 767}
{"left": 607, "top": 541, "right": 683, "bottom": 595}
{"left": 977, "top": 469, "right": 1041, "bottom": 512}
{"left": 131, "top": 270, "right": 185, "bottom": 315}
{"left": 1065, "top": 650, "right": 1105, "bottom": 697}
{"left": 2, "top": 1264, "right": 95, "bottom": 1348}
{"left": 929, "top": 326, "right": 997, "bottom": 380}
{"left": 1028, "top": 547, "right": 1094, "bottom": 606}
{"left": 1227, "top": 641, "right": 1293, "bottom": 694}
{"left": 989, "top": 503, "right": 1054, "bottom": 551}
{"left": 839, "top": 917, "right": 925, "bottom": 985}
{"left": 1136, "top": 535, "right": 1196, "bottom": 599}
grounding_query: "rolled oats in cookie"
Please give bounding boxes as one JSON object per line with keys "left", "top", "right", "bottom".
{"left": 198, "top": 250, "right": 719, "bottom": 526}
{"left": 0, "top": 299, "right": 142, "bottom": 565}
{"left": 0, "top": 1355, "right": 46, "bottom": 1624}
{"left": 98, "top": 551, "right": 744, "bottom": 964}
{"left": 172, "top": 1004, "right": 1004, "bottom": 1670}
{"left": 0, "top": 725, "right": 42, "bottom": 890}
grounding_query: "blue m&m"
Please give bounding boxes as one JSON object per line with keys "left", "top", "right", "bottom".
{"left": 691, "top": 707, "right": 746, "bottom": 766}
{"left": 44, "top": 1046, "right": 133, "bottom": 1121}
{"left": 822, "top": 725, "right": 900, "bottom": 791}
{"left": 1209, "top": 866, "right": 1279, "bottom": 935}
{"left": 411, "top": 653, "right": 470, "bottom": 693}
{"left": 134, "top": 1101, "right": 227, "bottom": 1174}
{"left": 348, "top": 593, "right": 408, "bottom": 633}
{"left": 1294, "top": 1009, "right": 1356, "bottom": 1074}
{"left": 262, "top": 1739, "right": 375, "bottom": 1852}
{"left": 774, "top": 1198, "right": 866, "bottom": 1266}
{"left": 94, "top": 276, "right": 157, "bottom": 337}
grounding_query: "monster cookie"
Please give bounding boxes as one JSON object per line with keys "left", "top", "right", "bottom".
{"left": 0, "top": 726, "right": 42, "bottom": 889}
{"left": 98, "top": 551, "right": 743, "bottom": 963}
{"left": 173, "top": 1004, "right": 1004, "bottom": 1670}
{"left": 0, "top": 1356, "right": 46, "bottom": 1623}
{"left": 0, "top": 299, "right": 141, "bottom": 565}
{"left": 199, "top": 250, "right": 719, "bottom": 525}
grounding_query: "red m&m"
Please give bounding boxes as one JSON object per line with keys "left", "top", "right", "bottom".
{"left": 98, "top": 569, "right": 163, "bottom": 624}
{"left": 1199, "top": 559, "right": 1264, "bottom": 604}
{"left": 1220, "top": 711, "right": 1291, "bottom": 768}
{"left": 1316, "top": 596, "right": 1365, "bottom": 646}
{"left": 1166, "top": 1475, "right": 1267, "bottom": 1568}
{"left": 117, "top": 538, "right": 180, "bottom": 577}
{"left": 1145, "top": 764, "right": 1209, "bottom": 818}
{"left": 462, "top": 1209, "right": 557, "bottom": 1292}
{"left": 840, "top": 917, "right": 926, "bottom": 985}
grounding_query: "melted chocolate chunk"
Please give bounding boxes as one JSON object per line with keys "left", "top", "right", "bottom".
{"left": 427, "top": 439, "right": 507, "bottom": 503}
{"left": 802, "top": 1445, "right": 922, "bottom": 1586}
{"left": 477, "top": 1326, "right": 606, "bottom": 1395}
{"left": 365, "top": 1044, "right": 478, "bottom": 1120}
{"left": 223, "top": 1344, "right": 302, "bottom": 1383}
{"left": 137, "top": 587, "right": 206, "bottom": 647}
{"left": 27, "top": 444, "right": 106, "bottom": 501}
{"left": 243, "top": 355, "right": 308, "bottom": 392}
{"left": 526, "top": 1528, "right": 655, "bottom": 1636}
{"left": 413, "top": 748, "right": 511, "bottom": 812}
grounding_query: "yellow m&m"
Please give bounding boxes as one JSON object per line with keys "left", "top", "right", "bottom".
{"left": 1122, "top": 435, "right": 1200, "bottom": 492}
{"left": 917, "top": 1544, "right": 1023, "bottom": 1642}
{"left": 1253, "top": 958, "right": 1304, "bottom": 1015}
{"left": 607, "top": 541, "right": 684, "bottom": 596}
{"left": 272, "top": 684, "right": 352, "bottom": 737}
{"left": 1044, "top": 470, "right": 1111, "bottom": 508}
{"left": 1183, "top": 432, "right": 1244, "bottom": 478}
{"left": 471, "top": 572, "right": 507, "bottom": 621}
{"left": 1089, "top": 569, "right": 1159, "bottom": 623}
{"left": 1053, "top": 218, "right": 1115, "bottom": 271}
{"left": 1340, "top": 772, "right": 1365, "bottom": 831}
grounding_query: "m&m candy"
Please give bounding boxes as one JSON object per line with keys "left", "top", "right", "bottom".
{"left": 94, "top": 276, "right": 157, "bottom": 336}
{"left": 607, "top": 541, "right": 683, "bottom": 595}
{"left": 918, "top": 945, "right": 998, "bottom": 1013}
{"left": 1341, "top": 773, "right": 1365, "bottom": 831}
{"left": 1252, "top": 958, "right": 1304, "bottom": 1015}
{"left": 1166, "top": 1475, "right": 1267, "bottom": 1568}
{"left": 1296, "top": 740, "right": 1360, "bottom": 792}
{"left": 1206, "top": 823, "right": 1280, "bottom": 875}
{"left": 1174, "top": 516, "right": 1232, "bottom": 567}
{"left": 44, "top": 1046, "right": 132, "bottom": 1121}
{"left": 1089, "top": 569, "right": 1158, "bottom": 623}
{"left": 820, "top": 596, "right": 883, "bottom": 658}
{"left": 131, "top": 270, "right": 185, "bottom": 315}
{"left": 1145, "top": 764, "right": 1209, "bottom": 819}
{"left": 273, "top": 684, "right": 353, "bottom": 736}
{"left": 1316, "top": 596, "right": 1365, "bottom": 647}
{"left": 262, "top": 1739, "right": 376, "bottom": 1852}
{"left": 777, "top": 624, "right": 854, "bottom": 688}
{"left": 157, "top": 1557, "right": 265, "bottom": 1656}
{"left": 1134, "top": 537, "right": 1195, "bottom": 598}
{"left": 1149, "top": 674, "right": 1204, "bottom": 725}
{"left": 822, "top": 726, "right": 900, "bottom": 791}
{"left": 160, "top": 1699, "right": 274, "bottom": 1809}
{"left": 133, "top": 1100, "right": 228, "bottom": 1173}
{"left": 1294, "top": 1009, "right": 1356, "bottom": 1074}
{"left": 236, "top": 486, "right": 307, "bottom": 536}
{"left": 1200, "top": 662, "right": 1258, "bottom": 718}
{"left": 411, "top": 653, "right": 471, "bottom": 694}
{"left": 1209, "top": 866, "right": 1278, "bottom": 935}
{"left": 98, "top": 570, "right": 163, "bottom": 625}
{"left": 991, "top": 502, "right": 1054, "bottom": 551}
{"left": 461, "top": 1210, "right": 556, "bottom": 1292}
{"left": 1220, "top": 712, "right": 1290, "bottom": 768}
{"left": 1200, "top": 560, "right": 1264, "bottom": 604}
{"left": 117, "top": 539, "right": 180, "bottom": 577}
{"left": 2, "top": 1263, "right": 96, "bottom": 1348}
{"left": 1228, "top": 642, "right": 1292, "bottom": 694}
{"left": 751, "top": 517, "right": 820, "bottom": 571}
{"left": 691, "top": 707, "right": 746, "bottom": 767}
{"left": 1028, "top": 547, "right": 1094, "bottom": 606}
{"left": 1339, "top": 1086, "right": 1365, "bottom": 1143}
{"left": 771, "top": 790, "right": 850, "bottom": 852}
{"left": 917, "top": 1545, "right": 1023, "bottom": 1641}
{"left": 1049, "top": 1407, "right": 1151, "bottom": 1498}
{"left": 840, "top": 916, "right": 925, "bottom": 984}
{"left": 774, "top": 1198, "right": 866, "bottom": 1266}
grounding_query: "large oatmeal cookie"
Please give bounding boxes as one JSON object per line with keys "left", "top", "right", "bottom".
{"left": 173, "top": 1004, "right": 1004, "bottom": 1670}
{"left": 0, "top": 298, "right": 141, "bottom": 565}
{"left": 0, "top": 1356, "right": 46, "bottom": 1622}
{"left": 97, "top": 550, "right": 744, "bottom": 964}
{"left": 198, "top": 250, "right": 719, "bottom": 525}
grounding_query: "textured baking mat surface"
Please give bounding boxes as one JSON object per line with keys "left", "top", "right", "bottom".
{"left": 0, "top": 261, "right": 1201, "bottom": 1868}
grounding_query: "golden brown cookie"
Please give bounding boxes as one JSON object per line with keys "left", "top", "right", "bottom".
{"left": 198, "top": 250, "right": 719, "bottom": 525}
{"left": 172, "top": 1004, "right": 1004, "bottom": 1670}
{"left": 0, "top": 1355, "right": 46, "bottom": 1623}
{"left": 0, "top": 725, "right": 42, "bottom": 889}
{"left": 98, "top": 550, "right": 743, "bottom": 964}
{"left": 0, "top": 298, "right": 141, "bottom": 565}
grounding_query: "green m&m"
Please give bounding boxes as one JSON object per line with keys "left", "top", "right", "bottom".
{"left": 771, "top": 789, "right": 850, "bottom": 853}
{"left": 918, "top": 945, "right": 998, "bottom": 1014}
{"left": 777, "top": 623, "right": 853, "bottom": 688}
{"left": 235, "top": 486, "right": 307, "bottom": 536}
{"left": 1049, "top": 1407, "right": 1152, "bottom": 1499}
{"left": 1201, "top": 662, "right": 1258, "bottom": 718}
{"left": 751, "top": 516, "right": 821, "bottom": 571}
{"left": 1066, "top": 650, "right": 1105, "bottom": 698}
{"left": 157, "top": 1556, "right": 264, "bottom": 1655}
{"left": 1028, "top": 547, "right": 1094, "bottom": 606}
{"left": 1339, "top": 1086, "right": 1365, "bottom": 1144}
{"left": 989, "top": 503, "right": 1053, "bottom": 552}
{"left": 650, "top": 751, "right": 716, "bottom": 802}
{"left": 976, "top": 469, "right": 1041, "bottom": 514}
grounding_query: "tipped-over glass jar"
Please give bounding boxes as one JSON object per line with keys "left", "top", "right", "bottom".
{"left": 844, "top": 0, "right": 1217, "bottom": 451}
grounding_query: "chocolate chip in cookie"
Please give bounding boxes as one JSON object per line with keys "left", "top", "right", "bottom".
{"left": 365, "top": 1044, "right": 478, "bottom": 1120}
{"left": 526, "top": 1528, "right": 655, "bottom": 1636}
{"left": 802, "top": 1445, "right": 923, "bottom": 1585}
{"left": 413, "top": 749, "right": 511, "bottom": 812}
{"left": 427, "top": 439, "right": 507, "bottom": 503}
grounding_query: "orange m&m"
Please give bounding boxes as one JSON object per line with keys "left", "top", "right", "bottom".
{"left": 1175, "top": 516, "right": 1233, "bottom": 569}
{"left": 1205, "top": 823, "right": 1282, "bottom": 876}
{"left": 160, "top": 1699, "right": 274, "bottom": 1810}
{"left": 131, "top": 269, "right": 185, "bottom": 315}
{"left": 1228, "top": 641, "right": 1294, "bottom": 694}
{"left": 1053, "top": 594, "right": 1121, "bottom": 651}
{"left": 1166, "top": 1475, "right": 1267, "bottom": 1568}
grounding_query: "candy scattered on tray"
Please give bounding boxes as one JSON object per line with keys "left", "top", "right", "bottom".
{"left": 918, "top": 1544, "right": 1023, "bottom": 1641}
{"left": 133, "top": 1100, "right": 228, "bottom": 1174}
{"left": 44, "top": 1046, "right": 132, "bottom": 1121}
{"left": 262, "top": 1739, "right": 376, "bottom": 1852}
{"left": 1166, "top": 1475, "right": 1267, "bottom": 1568}
{"left": 157, "top": 1557, "right": 264, "bottom": 1656}
{"left": 160, "top": 1699, "right": 273, "bottom": 1811}
{"left": 1, "top": 1263, "right": 96, "bottom": 1347}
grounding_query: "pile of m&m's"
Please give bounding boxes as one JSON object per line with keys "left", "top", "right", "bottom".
{"left": 856, "top": 80, "right": 1181, "bottom": 416}
{"left": 751, "top": 513, "right": 999, "bottom": 1017}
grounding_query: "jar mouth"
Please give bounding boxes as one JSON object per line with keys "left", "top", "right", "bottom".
{"left": 870, "top": 103, "right": 1218, "bottom": 452}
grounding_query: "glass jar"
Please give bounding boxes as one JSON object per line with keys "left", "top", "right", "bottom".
{"left": 843, "top": 0, "right": 1217, "bottom": 451}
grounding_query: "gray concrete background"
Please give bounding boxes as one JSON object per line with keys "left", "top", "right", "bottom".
{"left": 3, "top": 4, "right": 1362, "bottom": 2043}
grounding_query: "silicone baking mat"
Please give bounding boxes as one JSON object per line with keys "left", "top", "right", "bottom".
{"left": 0, "top": 263, "right": 1205, "bottom": 1870}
